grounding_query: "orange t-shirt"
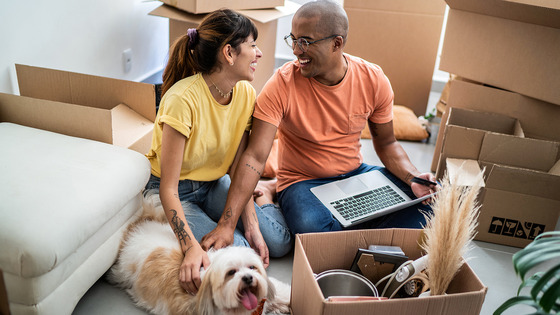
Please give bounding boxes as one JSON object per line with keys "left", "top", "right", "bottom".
{"left": 254, "top": 54, "right": 394, "bottom": 192}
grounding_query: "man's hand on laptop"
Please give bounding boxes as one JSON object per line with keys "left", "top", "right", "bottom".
{"left": 410, "top": 173, "right": 439, "bottom": 205}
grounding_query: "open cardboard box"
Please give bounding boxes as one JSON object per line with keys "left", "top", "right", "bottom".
{"left": 434, "top": 107, "right": 524, "bottom": 179}
{"left": 0, "top": 64, "right": 156, "bottom": 154}
{"left": 149, "top": 2, "right": 299, "bottom": 94}
{"left": 430, "top": 79, "right": 560, "bottom": 172}
{"left": 446, "top": 155, "right": 560, "bottom": 248}
{"left": 439, "top": 0, "right": 560, "bottom": 106}
{"left": 436, "top": 108, "right": 560, "bottom": 247}
{"left": 343, "top": 0, "right": 446, "bottom": 117}
{"left": 159, "top": 0, "right": 284, "bottom": 14}
{"left": 291, "top": 229, "right": 487, "bottom": 315}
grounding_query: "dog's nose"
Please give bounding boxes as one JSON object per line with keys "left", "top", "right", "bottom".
{"left": 242, "top": 275, "right": 253, "bottom": 285}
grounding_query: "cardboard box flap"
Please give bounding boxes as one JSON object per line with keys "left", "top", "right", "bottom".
{"left": 292, "top": 236, "right": 330, "bottom": 313}
{"left": 485, "top": 164, "right": 560, "bottom": 201}
{"left": 149, "top": 1, "right": 298, "bottom": 24}
{"left": 0, "top": 93, "right": 113, "bottom": 143}
{"left": 449, "top": 80, "right": 560, "bottom": 141}
{"left": 16, "top": 64, "right": 156, "bottom": 122}
{"left": 447, "top": 158, "right": 485, "bottom": 187}
{"left": 343, "top": 0, "right": 446, "bottom": 15}
{"left": 479, "top": 133, "right": 560, "bottom": 172}
{"left": 444, "top": 0, "right": 560, "bottom": 29}
{"left": 111, "top": 104, "right": 154, "bottom": 148}
{"left": 550, "top": 159, "right": 560, "bottom": 175}
{"left": 447, "top": 107, "right": 520, "bottom": 135}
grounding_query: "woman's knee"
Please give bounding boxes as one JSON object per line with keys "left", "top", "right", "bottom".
{"left": 267, "top": 235, "right": 293, "bottom": 258}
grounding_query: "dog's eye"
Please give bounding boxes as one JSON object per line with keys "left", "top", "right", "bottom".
{"left": 227, "top": 269, "right": 236, "bottom": 276}
{"left": 249, "top": 266, "right": 256, "bottom": 270}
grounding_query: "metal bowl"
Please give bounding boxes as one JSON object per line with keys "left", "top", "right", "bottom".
{"left": 315, "top": 269, "right": 378, "bottom": 298}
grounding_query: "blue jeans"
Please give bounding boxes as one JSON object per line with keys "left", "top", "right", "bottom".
{"left": 277, "top": 164, "right": 432, "bottom": 234}
{"left": 144, "top": 174, "right": 292, "bottom": 257}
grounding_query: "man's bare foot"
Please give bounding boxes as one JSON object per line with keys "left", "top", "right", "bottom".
{"left": 254, "top": 179, "right": 277, "bottom": 206}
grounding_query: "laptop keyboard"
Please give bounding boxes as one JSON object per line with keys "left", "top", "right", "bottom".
{"left": 330, "top": 185, "right": 406, "bottom": 221}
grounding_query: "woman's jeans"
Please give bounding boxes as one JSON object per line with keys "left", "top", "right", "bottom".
{"left": 277, "top": 164, "right": 432, "bottom": 234}
{"left": 144, "top": 174, "right": 292, "bottom": 257}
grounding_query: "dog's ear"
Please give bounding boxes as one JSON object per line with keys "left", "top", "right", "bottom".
{"left": 266, "top": 276, "right": 276, "bottom": 301}
{"left": 195, "top": 278, "right": 216, "bottom": 315}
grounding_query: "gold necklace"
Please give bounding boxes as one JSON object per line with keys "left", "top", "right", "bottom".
{"left": 208, "top": 76, "right": 232, "bottom": 98}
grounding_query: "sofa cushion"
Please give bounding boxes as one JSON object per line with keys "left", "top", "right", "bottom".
{"left": 0, "top": 123, "right": 150, "bottom": 305}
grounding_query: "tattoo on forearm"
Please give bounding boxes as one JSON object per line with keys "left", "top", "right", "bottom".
{"left": 170, "top": 209, "right": 190, "bottom": 246}
{"left": 252, "top": 212, "right": 257, "bottom": 223}
{"left": 245, "top": 163, "right": 262, "bottom": 176}
{"left": 405, "top": 173, "right": 414, "bottom": 183}
{"left": 224, "top": 208, "right": 232, "bottom": 221}
{"left": 174, "top": 193, "right": 179, "bottom": 199}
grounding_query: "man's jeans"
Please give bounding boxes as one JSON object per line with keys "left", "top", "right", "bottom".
{"left": 277, "top": 164, "right": 432, "bottom": 234}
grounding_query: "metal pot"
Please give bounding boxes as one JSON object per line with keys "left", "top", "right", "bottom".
{"left": 315, "top": 269, "right": 379, "bottom": 298}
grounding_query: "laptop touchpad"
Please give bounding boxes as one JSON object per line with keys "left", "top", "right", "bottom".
{"left": 336, "top": 179, "right": 368, "bottom": 195}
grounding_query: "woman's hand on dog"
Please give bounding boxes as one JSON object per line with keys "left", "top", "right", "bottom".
{"left": 180, "top": 244, "right": 210, "bottom": 295}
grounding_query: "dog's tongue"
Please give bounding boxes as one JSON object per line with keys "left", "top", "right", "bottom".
{"left": 240, "top": 288, "right": 258, "bottom": 310}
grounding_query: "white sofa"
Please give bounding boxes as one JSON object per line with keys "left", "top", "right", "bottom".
{"left": 0, "top": 122, "right": 150, "bottom": 314}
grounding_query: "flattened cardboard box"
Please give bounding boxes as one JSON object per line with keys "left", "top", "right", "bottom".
{"left": 440, "top": 0, "right": 560, "bottom": 106}
{"left": 4, "top": 64, "right": 156, "bottom": 154}
{"left": 160, "top": 0, "right": 284, "bottom": 14}
{"left": 430, "top": 79, "right": 560, "bottom": 172}
{"left": 149, "top": 2, "right": 299, "bottom": 94}
{"left": 291, "top": 229, "right": 487, "bottom": 315}
{"left": 344, "top": 0, "right": 446, "bottom": 116}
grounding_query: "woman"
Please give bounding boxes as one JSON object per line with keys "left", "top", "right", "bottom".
{"left": 143, "top": 9, "right": 292, "bottom": 296}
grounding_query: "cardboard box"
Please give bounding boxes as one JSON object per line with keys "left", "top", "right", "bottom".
{"left": 439, "top": 0, "right": 560, "bottom": 106}
{"left": 1, "top": 64, "right": 156, "bottom": 154}
{"left": 292, "top": 229, "right": 487, "bottom": 315}
{"left": 435, "top": 107, "right": 560, "bottom": 247}
{"left": 160, "top": 0, "right": 284, "bottom": 14}
{"left": 149, "top": 2, "right": 299, "bottom": 94}
{"left": 344, "top": 0, "right": 446, "bottom": 116}
{"left": 477, "top": 163, "right": 560, "bottom": 247}
{"left": 435, "top": 107, "right": 524, "bottom": 179}
{"left": 430, "top": 79, "right": 560, "bottom": 172}
{"left": 443, "top": 133, "right": 560, "bottom": 248}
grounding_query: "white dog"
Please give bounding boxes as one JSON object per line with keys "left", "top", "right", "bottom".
{"left": 109, "top": 215, "right": 291, "bottom": 315}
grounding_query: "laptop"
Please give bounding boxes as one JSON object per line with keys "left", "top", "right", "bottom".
{"left": 310, "top": 170, "right": 433, "bottom": 227}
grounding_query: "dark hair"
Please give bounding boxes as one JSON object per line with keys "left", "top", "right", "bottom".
{"left": 161, "top": 9, "right": 258, "bottom": 96}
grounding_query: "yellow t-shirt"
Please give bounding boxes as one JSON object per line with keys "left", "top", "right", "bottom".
{"left": 146, "top": 73, "right": 255, "bottom": 181}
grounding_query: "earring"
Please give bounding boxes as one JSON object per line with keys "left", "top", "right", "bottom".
{"left": 230, "top": 62, "right": 234, "bottom": 66}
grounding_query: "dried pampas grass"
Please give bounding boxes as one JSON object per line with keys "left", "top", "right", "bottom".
{"left": 420, "top": 169, "right": 484, "bottom": 295}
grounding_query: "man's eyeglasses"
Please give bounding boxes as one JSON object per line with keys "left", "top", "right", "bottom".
{"left": 284, "top": 34, "right": 340, "bottom": 53}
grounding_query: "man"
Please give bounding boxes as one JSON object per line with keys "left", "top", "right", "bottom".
{"left": 201, "top": 0, "right": 437, "bottom": 248}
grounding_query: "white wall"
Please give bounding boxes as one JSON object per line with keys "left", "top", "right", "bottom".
{"left": 0, "top": 0, "right": 444, "bottom": 96}
{"left": 0, "top": 0, "right": 169, "bottom": 95}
